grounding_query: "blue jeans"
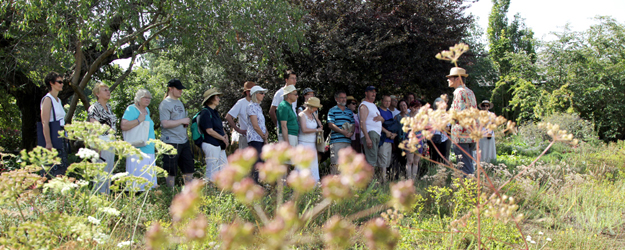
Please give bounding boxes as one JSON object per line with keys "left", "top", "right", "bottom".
{"left": 453, "top": 143, "right": 476, "bottom": 175}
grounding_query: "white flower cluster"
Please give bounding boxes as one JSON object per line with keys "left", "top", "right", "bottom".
{"left": 111, "top": 172, "right": 129, "bottom": 180}
{"left": 93, "top": 232, "right": 109, "bottom": 244}
{"left": 117, "top": 241, "right": 132, "bottom": 248}
{"left": 77, "top": 148, "right": 100, "bottom": 162}
{"left": 43, "top": 178, "right": 79, "bottom": 194}
{"left": 99, "top": 207, "right": 121, "bottom": 216}
{"left": 88, "top": 216, "right": 101, "bottom": 225}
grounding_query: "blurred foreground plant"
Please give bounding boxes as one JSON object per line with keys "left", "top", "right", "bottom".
{"left": 146, "top": 143, "right": 418, "bottom": 249}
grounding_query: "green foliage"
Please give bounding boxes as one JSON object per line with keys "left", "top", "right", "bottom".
{"left": 487, "top": 0, "right": 536, "bottom": 119}
{"left": 503, "top": 17, "right": 625, "bottom": 140}
{"left": 284, "top": 0, "right": 473, "bottom": 110}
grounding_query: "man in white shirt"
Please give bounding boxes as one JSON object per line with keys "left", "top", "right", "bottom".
{"left": 359, "top": 86, "right": 385, "bottom": 181}
{"left": 269, "top": 70, "right": 298, "bottom": 136}
{"left": 226, "top": 81, "right": 255, "bottom": 149}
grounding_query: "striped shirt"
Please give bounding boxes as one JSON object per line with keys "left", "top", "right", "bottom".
{"left": 327, "top": 105, "right": 354, "bottom": 144}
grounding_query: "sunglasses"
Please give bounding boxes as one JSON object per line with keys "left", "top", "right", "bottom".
{"left": 55, "top": 80, "right": 64, "bottom": 84}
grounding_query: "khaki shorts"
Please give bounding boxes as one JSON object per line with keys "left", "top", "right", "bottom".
{"left": 330, "top": 142, "right": 351, "bottom": 165}
{"left": 362, "top": 131, "right": 380, "bottom": 168}
{"left": 376, "top": 142, "right": 392, "bottom": 169}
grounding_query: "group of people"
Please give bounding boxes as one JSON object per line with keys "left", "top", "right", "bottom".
{"left": 37, "top": 66, "right": 496, "bottom": 193}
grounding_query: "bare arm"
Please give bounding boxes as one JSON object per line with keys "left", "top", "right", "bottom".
{"left": 161, "top": 118, "right": 190, "bottom": 129}
{"left": 359, "top": 105, "right": 373, "bottom": 148}
{"left": 299, "top": 113, "right": 321, "bottom": 134}
{"left": 40, "top": 97, "right": 52, "bottom": 149}
{"left": 328, "top": 121, "right": 352, "bottom": 138}
{"left": 225, "top": 114, "right": 245, "bottom": 134}
{"left": 269, "top": 106, "right": 278, "bottom": 128}
{"left": 280, "top": 120, "right": 289, "bottom": 142}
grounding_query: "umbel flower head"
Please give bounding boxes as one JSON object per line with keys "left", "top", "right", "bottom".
{"left": 323, "top": 215, "right": 355, "bottom": 250}
{"left": 435, "top": 43, "right": 470, "bottom": 67}
{"left": 169, "top": 179, "right": 204, "bottom": 222}
{"left": 220, "top": 219, "right": 254, "bottom": 250}
{"left": 336, "top": 147, "right": 373, "bottom": 189}
{"left": 363, "top": 218, "right": 400, "bottom": 250}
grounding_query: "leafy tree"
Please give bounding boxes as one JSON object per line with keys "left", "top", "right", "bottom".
{"left": 507, "top": 17, "right": 625, "bottom": 140}
{"left": 283, "top": 0, "right": 474, "bottom": 110}
{"left": 0, "top": 0, "right": 306, "bottom": 149}
{"left": 487, "top": 0, "right": 536, "bottom": 119}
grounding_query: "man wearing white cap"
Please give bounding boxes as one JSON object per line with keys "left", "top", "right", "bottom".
{"left": 277, "top": 85, "right": 300, "bottom": 146}
{"left": 447, "top": 67, "right": 477, "bottom": 175}
{"left": 270, "top": 70, "right": 298, "bottom": 134}
{"left": 226, "top": 81, "right": 255, "bottom": 150}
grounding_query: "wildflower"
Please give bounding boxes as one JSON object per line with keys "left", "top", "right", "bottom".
{"left": 363, "top": 218, "right": 400, "bottom": 250}
{"left": 77, "top": 148, "right": 99, "bottom": 162}
{"left": 321, "top": 175, "right": 351, "bottom": 201}
{"left": 257, "top": 159, "right": 287, "bottom": 184}
{"left": 226, "top": 148, "right": 258, "bottom": 177}
{"left": 261, "top": 142, "right": 292, "bottom": 163}
{"left": 435, "top": 43, "right": 470, "bottom": 67}
{"left": 185, "top": 215, "right": 208, "bottom": 241}
{"left": 111, "top": 172, "right": 129, "bottom": 180}
{"left": 76, "top": 180, "right": 89, "bottom": 187}
{"left": 538, "top": 231, "right": 543, "bottom": 235}
{"left": 170, "top": 180, "right": 203, "bottom": 222}
{"left": 214, "top": 167, "right": 238, "bottom": 191}
{"left": 88, "top": 216, "right": 101, "bottom": 225}
{"left": 277, "top": 201, "right": 300, "bottom": 229}
{"left": 220, "top": 220, "right": 254, "bottom": 250}
{"left": 289, "top": 145, "right": 316, "bottom": 169}
{"left": 117, "top": 241, "right": 132, "bottom": 248}
{"left": 43, "top": 176, "right": 79, "bottom": 194}
{"left": 231, "top": 178, "right": 265, "bottom": 204}
{"left": 337, "top": 147, "right": 373, "bottom": 189}
{"left": 99, "top": 207, "right": 121, "bottom": 216}
{"left": 286, "top": 169, "right": 316, "bottom": 194}
{"left": 93, "top": 232, "right": 109, "bottom": 244}
{"left": 145, "top": 222, "right": 168, "bottom": 250}
{"left": 546, "top": 238, "right": 552, "bottom": 242}
{"left": 389, "top": 180, "right": 417, "bottom": 211}
{"left": 323, "top": 216, "right": 355, "bottom": 250}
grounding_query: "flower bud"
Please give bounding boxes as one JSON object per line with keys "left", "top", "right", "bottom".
{"left": 213, "top": 167, "right": 238, "bottom": 191}
{"left": 277, "top": 201, "right": 300, "bottom": 229}
{"left": 145, "top": 222, "right": 168, "bottom": 250}
{"left": 389, "top": 180, "right": 417, "bottom": 211}
{"left": 220, "top": 220, "right": 254, "bottom": 250}
{"left": 323, "top": 215, "right": 355, "bottom": 249}
{"left": 287, "top": 169, "right": 316, "bottom": 194}
{"left": 185, "top": 214, "right": 208, "bottom": 241}
{"left": 257, "top": 159, "right": 287, "bottom": 184}
{"left": 226, "top": 148, "right": 258, "bottom": 178}
{"left": 321, "top": 175, "right": 352, "bottom": 201}
{"left": 363, "top": 218, "right": 400, "bottom": 250}
{"left": 232, "top": 178, "right": 265, "bottom": 204}
{"left": 289, "top": 145, "right": 316, "bottom": 169}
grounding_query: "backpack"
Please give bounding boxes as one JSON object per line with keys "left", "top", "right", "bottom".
{"left": 191, "top": 108, "right": 211, "bottom": 146}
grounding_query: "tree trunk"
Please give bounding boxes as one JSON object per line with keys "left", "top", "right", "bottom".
{"left": 12, "top": 82, "right": 47, "bottom": 150}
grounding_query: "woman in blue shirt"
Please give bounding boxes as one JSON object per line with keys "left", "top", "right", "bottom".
{"left": 121, "top": 89, "right": 157, "bottom": 191}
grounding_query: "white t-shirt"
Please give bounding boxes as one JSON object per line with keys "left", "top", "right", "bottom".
{"left": 271, "top": 86, "right": 297, "bottom": 115}
{"left": 41, "top": 93, "right": 66, "bottom": 126}
{"left": 390, "top": 108, "right": 400, "bottom": 117}
{"left": 227, "top": 97, "right": 251, "bottom": 131}
{"left": 359, "top": 101, "right": 382, "bottom": 137}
